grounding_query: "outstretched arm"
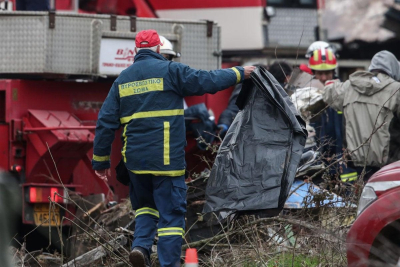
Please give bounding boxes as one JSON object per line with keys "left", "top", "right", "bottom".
{"left": 169, "top": 63, "right": 255, "bottom": 97}
{"left": 323, "top": 80, "right": 348, "bottom": 112}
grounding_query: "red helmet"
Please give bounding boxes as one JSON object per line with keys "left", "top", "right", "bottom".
{"left": 308, "top": 48, "right": 337, "bottom": 71}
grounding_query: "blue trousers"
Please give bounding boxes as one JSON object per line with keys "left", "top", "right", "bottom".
{"left": 128, "top": 172, "right": 187, "bottom": 267}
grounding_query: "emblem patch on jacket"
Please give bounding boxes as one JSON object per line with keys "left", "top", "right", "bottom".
{"left": 119, "top": 78, "right": 164, "bottom": 97}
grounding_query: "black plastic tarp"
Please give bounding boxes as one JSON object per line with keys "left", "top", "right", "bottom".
{"left": 203, "top": 67, "right": 307, "bottom": 214}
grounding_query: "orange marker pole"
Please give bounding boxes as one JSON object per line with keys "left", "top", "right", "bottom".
{"left": 185, "top": 248, "right": 199, "bottom": 267}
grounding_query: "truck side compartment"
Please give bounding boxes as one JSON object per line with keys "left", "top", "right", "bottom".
{"left": 1, "top": 79, "right": 129, "bottom": 225}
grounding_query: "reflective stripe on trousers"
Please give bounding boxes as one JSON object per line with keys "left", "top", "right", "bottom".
{"left": 158, "top": 227, "right": 185, "bottom": 237}
{"left": 135, "top": 207, "right": 160, "bottom": 218}
{"left": 340, "top": 172, "right": 358, "bottom": 182}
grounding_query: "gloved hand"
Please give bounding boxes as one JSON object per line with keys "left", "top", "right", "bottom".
{"left": 218, "top": 124, "right": 229, "bottom": 137}
{"left": 325, "top": 79, "right": 339, "bottom": 86}
{"left": 95, "top": 169, "right": 111, "bottom": 182}
{"left": 243, "top": 66, "right": 256, "bottom": 79}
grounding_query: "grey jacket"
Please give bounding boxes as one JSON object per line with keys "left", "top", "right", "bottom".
{"left": 324, "top": 61, "right": 400, "bottom": 167}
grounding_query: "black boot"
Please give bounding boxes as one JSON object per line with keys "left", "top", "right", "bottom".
{"left": 129, "top": 247, "right": 151, "bottom": 267}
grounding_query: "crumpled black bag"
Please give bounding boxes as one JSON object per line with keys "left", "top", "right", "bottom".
{"left": 203, "top": 67, "right": 307, "bottom": 214}
{"left": 115, "top": 159, "right": 130, "bottom": 186}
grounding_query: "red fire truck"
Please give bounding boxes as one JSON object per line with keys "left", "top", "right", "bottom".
{"left": 0, "top": 0, "right": 266, "bottom": 230}
{"left": 0, "top": 7, "right": 226, "bottom": 250}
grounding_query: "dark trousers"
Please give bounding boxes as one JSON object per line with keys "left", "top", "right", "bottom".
{"left": 354, "top": 166, "right": 380, "bottom": 182}
{"left": 128, "top": 172, "right": 187, "bottom": 267}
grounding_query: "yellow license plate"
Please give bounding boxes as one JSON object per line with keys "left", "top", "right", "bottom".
{"left": 33, "top": 204, "right": 61, "bottom": 227}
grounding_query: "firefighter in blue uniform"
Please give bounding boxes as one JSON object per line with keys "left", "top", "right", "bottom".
{"left": 308, "top": 45, "right": 358, "bottom": 184}
{"left": 92, "top": 29, "right": 255, "bottom": 267}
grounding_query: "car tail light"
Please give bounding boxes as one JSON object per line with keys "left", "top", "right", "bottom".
{"left": 28, "top": 187, "right": 66, "bottom": 204}
{"left": 357, "top": 186, "right": 377, "bottom": 216}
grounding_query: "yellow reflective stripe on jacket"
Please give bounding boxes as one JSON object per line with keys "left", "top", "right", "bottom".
{"left": 340, "top": 172, "right": 358, "bottom": 182}
{"left": 119, "top": 78, "right": 164, "bottom": 98}
{"left": 164, "top": 122, "right": 170, "bottom": 165}
{"left": 121, "top": 124, "right": 128, "bottom": 162}
{"left": 131, "top": 170, "right": 185, "bottom": 177}
{"left": 231, "top": 67, "right": 241, "bottom": 84}
{"left": 158, "top": 227, "right": 185, "bottom": 237}
{"left": 135, "top": 207, "right": 159, "bottom": 218}
{"left": 120, "top": 109, "right": 184, "bottom": 124}
{"left": 92, "top": 155, "right": 110, "bottom": 162}
{"left": 337, "top": 111, "right": 343, "bottom": 114}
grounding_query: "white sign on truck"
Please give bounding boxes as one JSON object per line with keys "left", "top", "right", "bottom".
{"left": 99, "top": 38, "right": 136, "bottom": 75}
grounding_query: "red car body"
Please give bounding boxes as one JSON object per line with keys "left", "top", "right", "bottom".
{"left": 347, "top": 161, "right": 400, "bottom": 266}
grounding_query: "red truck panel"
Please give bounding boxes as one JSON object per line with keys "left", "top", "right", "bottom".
{"left": 24, "top": 110, "right": 95, "bottom": 183}
{"left": 5, "top": 80, "right": 110, "bottom": 123}
{"left": 0, "top": 124, "right": 9, "bottom": 170}
{"left": 3, "top": 79, "right": 129, "bottom": 202}
{"left": 0, "top": 90, "right": 5, "bottom": 122}
{"left": 0, "top": 82, "right": 9, "bottom": 171}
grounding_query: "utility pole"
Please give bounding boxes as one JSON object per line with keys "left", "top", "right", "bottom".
{"left": 317, "top": 0, "right": 327, "bottom": 41}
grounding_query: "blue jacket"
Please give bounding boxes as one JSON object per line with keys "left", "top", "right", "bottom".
{"left": 320, "top": 107, "right": 358, "bottom": 182}
{"left": 320, "top": 107, "right": 343, "bottom": 157}
{"left": 92, "top": 50, "right": 244, "bottom": 176}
